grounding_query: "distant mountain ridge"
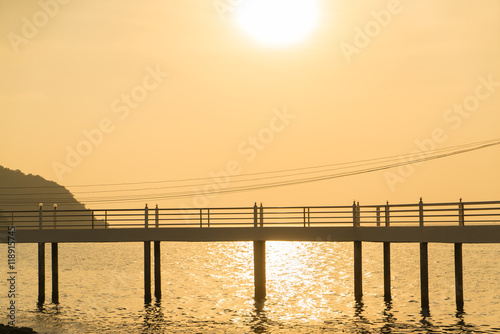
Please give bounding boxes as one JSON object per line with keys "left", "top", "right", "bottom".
{"left": 0, "top": 165, "right": 86, "bottom": 212}
{"left": 0, "top": 166, "right": 107, "bottom": 228}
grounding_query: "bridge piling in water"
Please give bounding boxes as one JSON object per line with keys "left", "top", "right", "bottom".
{"left": 454, "top": 243, "right": 463, "bottom": 311}
{"left": 51, "top": 243, "right": 59, "bottom": 304}
{"left": 455, "top": 200, "right": 465, "bottom": 311}
{"left": 37, "top": 205, "right": 45, "bottom": 306}
{"left": 154, "top": 205, "right": 162, "bottom": 300}
{"left": 253, "top": 203, "right": 266, "bottom": 301}
{"left": 383, "top": 242, "right": 391, "bottom": 302}
{"left": 144, "top": 241, "right": 152, "bottom": 303}
{"left": 51, "top": 205, "right": 59, "bottom": 304}
{"left": 254, "top": 240, "right": 266, "bottom": 301}
{"left": 353, "top": 202, "right": 362, "bottom": 302}
{"left": 383, "top": 202, "right": 391, "bottom": 302}
{"left": 154, "top": 241, "right": 161, "bottom": 300}
{"left": 419, "top": 199, "right": 430, "bottom": 312}
{"left": 144, "top": 205, "right": 152, "bottom": 303}
{"left": 38, "top": 243, "right": 45, "bottom": 306}
{"left": 419, "top": 242, "right": 429, "bottom": 311}
{"left": 354, "top": 241, "right": 363, "bottom": 302}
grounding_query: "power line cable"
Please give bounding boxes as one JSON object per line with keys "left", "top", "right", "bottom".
{"left": 2, "top": 137, "right": 499, "bottom": 193}
{"left": 3, "top": 138, "right": 498, "bottom": 205}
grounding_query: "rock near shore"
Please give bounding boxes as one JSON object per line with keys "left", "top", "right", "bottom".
{"left": 0, "top": 324, "right": 37, "bottom": 334}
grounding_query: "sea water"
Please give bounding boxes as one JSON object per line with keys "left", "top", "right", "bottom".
{"left": 1, "top": 241, "right": 499, "bottom": 333}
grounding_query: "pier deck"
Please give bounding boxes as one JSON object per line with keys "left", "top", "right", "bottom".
{"left": 2, "top": 199, "right": 499, "bottom": 310}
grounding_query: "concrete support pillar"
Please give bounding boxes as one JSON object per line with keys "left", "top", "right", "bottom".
{"left": 154, "top": 241, "right": 161, "bottom": 300}
{"left": 420, "top": 242, "right": 429, "bottom": 311}
{"left": 144, "top": 241, "right": 151, "bottom": 304}
{"left": 354, "top": 240, "right": 362, "bottom": 302}
{"left": 253, "top": 240, "right": 266, "bottom": 301}
{"left": 454, "top": 243, "right": 464, "bottom": 311}
{"left": 51, "top": 243, "right": 59, "bottom": 304}
{"left": 144, "top": 204, "right": 151, "bottom": 303}
{"left": 384, "top": 202, "right": 391, "bottom": 302}
{"left": 38, "top": 243, "right": 45, "bottom": 306}
{"left": 383, "top": 242, "right": 391, "bottom": 302}
{"left": 38, "top": 204, "right": 45, "bottom": 306}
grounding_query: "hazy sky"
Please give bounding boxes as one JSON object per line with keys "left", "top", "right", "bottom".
{"left": 1, "top": 0, "right": 499, "bottom": 209}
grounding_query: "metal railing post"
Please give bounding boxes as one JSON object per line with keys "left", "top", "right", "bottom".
{"left": 259, "top": 203, "right": 263, "bottom": 227}
{"left": 91, "top": 211, "right": 95, "bottom": 229}
{"left": 376, "top": 206, "right": 380, "bottom": 227}
{"left": 307, "top": 207, "right": 310, "bottom": 227}
{"left": 303, "top": 207, "right": 306, "bottom": 227}
{"left": 200, "top": 209, "right": 203, "bottom": 228}
{"left": 357, "top": 202, "right": 361, "bottom": 227}
{"left": 459, "top": 198, "right": 465, "bottom": 226}
{"left": 155, "top": 205, "right": 159, "bottom": 228}
{"left": 253, "top": 202, "right": 258, "bottom": 227}
{"left": 419, "top": 198, "right": 424, "bottom": 227}
{"left": 39, "top": 203, "right": 43, "bottom": 229}
{"left": 385, "top": 201, "right": 390, "bottom": 227}
{"left": 145, "top": 204, "right": 149, "bottom": 228}
{"left": 207, "top": 208, "right": 210, "bottom": 228}
{"left": 352, "top": 201, "right": 357, "bottom": 227}
{"left": 53, "top": 204, "right": 57, "bottom": 229}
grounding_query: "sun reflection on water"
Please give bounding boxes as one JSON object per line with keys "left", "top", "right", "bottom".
{"left": 265, "top": 241, "right": 354, "bottom": 323}
{"left": 2, "top": 242, "right": 498, "bottom": 333}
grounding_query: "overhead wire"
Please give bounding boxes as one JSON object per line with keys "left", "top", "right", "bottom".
{"left": 2, "top": 137, "right": 499, "bottom": 206}
{"left": 2, "top": 137, "right": 499, "bottom": 196}
{"left": 1, "top": 137, "right": 499, "bottom": 192}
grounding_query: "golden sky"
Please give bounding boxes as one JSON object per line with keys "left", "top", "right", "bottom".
{"left": 1, "top": 0, "right": 499, "bottom": 209}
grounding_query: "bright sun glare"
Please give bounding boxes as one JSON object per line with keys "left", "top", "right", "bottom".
{"left": 234, "top": 0, "right": 319, "bottom": 47}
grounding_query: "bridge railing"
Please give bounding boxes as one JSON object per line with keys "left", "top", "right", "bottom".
{"left": 1, "top": 200, "right": 500, "bottom": 229}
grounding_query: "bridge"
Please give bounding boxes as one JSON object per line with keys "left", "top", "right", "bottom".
{"left": 2, "top": 199, "right": 500, "bottom": 314}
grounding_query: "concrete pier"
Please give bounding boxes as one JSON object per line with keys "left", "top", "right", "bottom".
{"left": 455, "top": 200, "right": 465, "bottom": 311}
{"left": 253, "top": 240, "right": 266, "bottom": 301}
{"left": 354, "top": 240, "right": 363, "bottom": 302}
{"left": 144, "top": 241, "right": 152, "bottom": 304}
{"left": 420, "top": 242, "right": 429, "bottom": 312}
{"left": 38, "top": 243, "right": 45, "bottom": 306}
{"left": 454, "top": 243, "right": 464, "bottom": 311}
{"left": 154, "top": 241, "right": 162, "bottom": 300}
{"left": 383, "top": 202, "right": 391, "bottom": 302}
{"left": 38, "top": 205, "right": 45, "bottom": 306}
{"left": 51, "top": 243, "right": 59, "bottom": 304}
{"left": 383, "top": 242, "right": 391, "bottom": 302}
{"left": 144, "top": 205, "right": 151, "bottom": 303}
{"left": 9, "top": 199, "right": 500, "bottom": 311}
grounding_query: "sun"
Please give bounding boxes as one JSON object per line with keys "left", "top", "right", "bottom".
{"left": 234, "top": 0, "right": 319, "bottom": 47}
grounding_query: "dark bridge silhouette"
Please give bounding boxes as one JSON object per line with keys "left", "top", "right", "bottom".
{"left": 2, "top": 199, "right": 500, "bottom": 314}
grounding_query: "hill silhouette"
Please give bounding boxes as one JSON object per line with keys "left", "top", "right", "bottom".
{"left": 0, "top": 166, "right": 104, "bottom": 228}
{"left": 0, "top": 165, "right": 86, "bottom": 212}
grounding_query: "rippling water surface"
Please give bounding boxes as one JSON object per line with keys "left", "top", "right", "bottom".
{"left": 1, "top": 242, "right": 499, "bottom": 333}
